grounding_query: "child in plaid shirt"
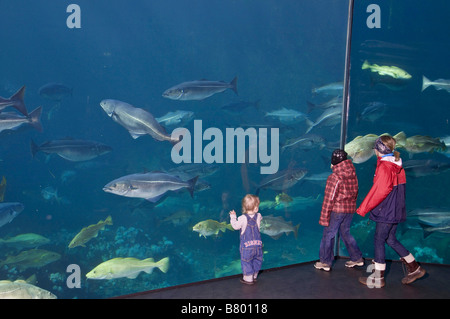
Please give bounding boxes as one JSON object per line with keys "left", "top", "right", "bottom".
{"left": 314, "top": 149, "right": 363, "bottom": 271}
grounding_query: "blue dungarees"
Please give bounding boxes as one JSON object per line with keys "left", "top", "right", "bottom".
{"left": 240, "top": 214, "right": 263, "bottom": 277}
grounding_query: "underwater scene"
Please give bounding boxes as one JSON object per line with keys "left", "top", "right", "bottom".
{"left": 0, "top": 0, "right": 448, "bottom": 299}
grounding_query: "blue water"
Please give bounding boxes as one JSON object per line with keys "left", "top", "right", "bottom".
{"left": 0, "top": 0, "right": 448, "bottom": 298}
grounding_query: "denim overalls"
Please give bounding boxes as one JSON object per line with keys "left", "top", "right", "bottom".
{"left": 240, "top": 214, "right": 263, "bottom": 277}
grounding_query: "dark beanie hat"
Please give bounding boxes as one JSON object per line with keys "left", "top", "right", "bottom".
{"left": 331, "top": 149, "right": 347, "bottom": 165}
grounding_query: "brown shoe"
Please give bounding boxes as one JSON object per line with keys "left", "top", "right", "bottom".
{"left": 401, "top": 258, "right": 426, "bottom": 284}
{"left": 240, "top": 278, "right": 254, "bottom": 285}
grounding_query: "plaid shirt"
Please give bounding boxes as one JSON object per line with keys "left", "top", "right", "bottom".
{"left": 319, "top": 159, "right": 358, "bottom": 226}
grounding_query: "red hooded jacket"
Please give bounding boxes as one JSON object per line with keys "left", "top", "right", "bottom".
{"left": 319, "top": 159, "right": 358, "bottom": 226}
{"left": 356, "top": 155, "right": 406, "bottom": 223}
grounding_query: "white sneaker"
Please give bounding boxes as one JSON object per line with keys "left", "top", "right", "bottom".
{"left": 314, "top": 261, "right": 331, "bottom": 272}
{"left": 345, "top": 258, "right": 364, "bottom": 268}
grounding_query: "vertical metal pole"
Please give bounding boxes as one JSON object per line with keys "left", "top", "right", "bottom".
{"left": 336, "top": 0, "right": 354, "bottom": 259}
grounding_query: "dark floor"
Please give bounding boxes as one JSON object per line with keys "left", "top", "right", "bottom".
{"left": 117, "top": 258, "right": 450, "bottom": 299}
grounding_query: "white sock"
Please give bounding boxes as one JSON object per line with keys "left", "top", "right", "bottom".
{"left": 374, "top": 262, "right": 386, "bottom": 271}
{"left": 243, "top": 274, "right": 253, "bottom": 282}
{"left": 402, "top": 253, "right": 415, "bottom": 263}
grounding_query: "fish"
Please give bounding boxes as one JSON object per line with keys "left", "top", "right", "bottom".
{"left": 305, "top": 105, "right": 341, "bottom": 134}
{"left": 362, "top": 60, "right": 412, "bottom": 79}
{"left": 273, "top": 194, "right": 321, "bottom": 211}
{"left": 162, "top": 77, "right": 238, "bottom": 101}
{"left": 311, "top": 82, "right": 343, "bottom": 96}
{"left": 357, "top": 102, "right": 388, "bottom": 123}
{"left": 281, "top": 134, "right": 326, "bottom": 152}
{"left": 0, "top": 85, "right": 28, "bottom": 115}
{"left": 401, "top": 135, "right": 447, "bottom": 155}
{"left": 0, "top": 233, "right": 50, "bottom": 250}
{"left": 31, "top": 138, "right": 112, "bottom": 161}
{"left": 0, "top": 249, "right": 61, "bottom": 270}
{"left": 422, "top": 76, "right": 450, "bottom": 93}
{"left": 0, "top": 106, "right": 43, "bottom": 133}
{"left": 418, "top": 220, "right": 450, "bottom": 238}
{"left": 192, "top": 219, "right": 234, "bottom": 238}
{"left": 0, "top": 280, "right": 57, "bottom": 299}
{"left": 345, "top": 133, "right": 379, "bottom": 164}
{"left": 306, "top": 96, "right": 342, "bottom": 113}
{"left": 86, "top": 257, "right": 169, "bottom": 280}
{"left": 0, "top": 202, "right": 24, "bottom": 228}
{"left": 215, "top": 259, "right": 242, "bottom": 278}
{"left": 100, "top": 99, "right": 180, "bottom": 143}
{"left": 68, "top": 216, "right": 113, "bottom": 248}
{"left": 260, "top": 215, "right": 300, "bottom": 239}
{"left": 161, "top": 210, "right": 192, "bottom": 226}
{"left": 0, "top": 176, "right": 6, "bottom": 202}
{"left": 256, "top": 167, "right": 307, "bottom": 195}
{"left": 103, "top": 171, "right": 198, "bottom": 202}
{"left": 403, "top": 159, "right": 450, "bottom": 177}
{"left": 221, "top": 100, "right": 260, "bottom": 115}
{"left": 167, "top": 163, "right": 219, "bottom": 180}
{"left": 408, "top": 208, "right": 450, "bottom": 225}
{"left": 265, "top": 107, "right": 308, "bottom": 125}
{"left": 156, "top": 110, "right": 194, "bottom": 127}
{"left": 38, "top": 83, "right": 72, "bottom": 101}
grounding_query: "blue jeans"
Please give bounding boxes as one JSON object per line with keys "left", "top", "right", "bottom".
{"left": 374, "top": 222, "right": 409, "bottom": 264}
{"left": 319, "top": 212, "right": 362, "bottom": 266}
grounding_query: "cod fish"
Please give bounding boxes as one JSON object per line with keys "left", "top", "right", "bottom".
{"left": 0, "top": 202, "right": 24, "bottom": 229}
{"left": 0, "top": 85, "right": 27, "bottom": 115}
{"left": 192, "top": 219, "right": 234, "bottom": 238}
{"left": 31, "top": 138, "right": 112, "bottom": 161}
{"left": 162, "top": 77, "right": 238, "bottom": 101}
{"left": 260, "top": 215, "right": 300, "bottom": 239}
{"left": 103, "top": 171, "right": 198, "bottom": 202}
{"left": 0, "top": 106, "right": 43, "bottom": 133}
{"left": 422, "top": 76, "right": 450, "bottom": 93}
{"left": 0, "top": 233, "right": 50, "bottom": 250}
{"left": 0, "top": 280, "right": 56, "bottom": 299}
{"left": 68, "top": 216, "right": 113, "bottom": 248}
{"left": 362, "top": 60, "right": 412, "bottom": 79}
{"left": 256, "top": 167, "right": 307, "bottom": 195}
{"left": 100, "top": 99, "right": 179, "bottom": 143}
{"left": 86, "top": 257, "right": 169, "bottom": 280}
{"left": 156, "top": 110, "right": 194, "bottom": 127}
{"left": 0, "top": 249, "right": 61, "bottom": 270}
{"left": 402, "top": 135, "right": 447, "bottom": 155}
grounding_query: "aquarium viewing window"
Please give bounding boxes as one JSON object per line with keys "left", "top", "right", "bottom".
{"left": 0, "top": 0, "right": 448, "bottom": 299}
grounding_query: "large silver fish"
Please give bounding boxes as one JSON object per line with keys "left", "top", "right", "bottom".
{"left": 103, "top": 171, "right": 198, "bottom": 202}
{"left": 0, "top": 85, "right": 28, "bottom": 115}
{"left": 311, "top": 82, "right": 343, "bottom": 96}
{"left": 260, "top": 215, "right": 300, "bottom": 239}
{"left": 31, "top": 138, "right": 112, "bottom": 161}
{"left": 162, "top": 77, "right": 238, "bottom": 101}
{"left": 0, "top": 106, "right": 42, "bottom": 133}
{"left": 0, "top": 202, "right": 24, "bottom": 228}
{"left": 422, "top": 76, "right": 450, "bottom": 93}
{"left": 265, "top": 107, "right": 308, "bottom": 125}
{"left": 100, "top": 99, "right": 179, "bottom": 143}
{"left": 156, "top": 110, "right": 194, "bottom": 127}
{"left": 256, "top": 168, "right": 307, "bottom": 195}
{"left": 305, "top": 105, "right": 341, "bottom": 134}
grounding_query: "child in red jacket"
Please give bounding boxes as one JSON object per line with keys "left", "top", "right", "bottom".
{"left": 315, "top": 149, "right": 363, "bottom": 272}
{"left": 356, "top": 135, "right": 426, "bottom": 287}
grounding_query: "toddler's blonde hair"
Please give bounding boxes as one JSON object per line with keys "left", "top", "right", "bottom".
{"left": 241, "top": 194, "right": 260, "bottom": 214}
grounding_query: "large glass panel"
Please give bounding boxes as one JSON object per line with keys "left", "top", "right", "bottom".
{"left": 343, "top": 0, "right": 450, "bottom": 265}
{"left": 0, "top": 1, "right": 349, "bottom": 298}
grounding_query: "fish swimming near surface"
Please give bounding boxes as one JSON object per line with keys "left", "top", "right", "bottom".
{"left": 311, "top": 81, "right": 343, "bottom": 96}
{"left": 38, "top": 83, "right": 73, "bottom": 101}
{"left": 0, "top": 176, "right": 6, "bottom": 202}
{"left": 260, "top": 215, "right": 300, "bottom": 239}
{"left": 0, "top": 106, "right": 43, "bottom": 133}
{"left": 305, "top": 105, "right": 341, "bottom": 134}
{"left": 0, "top": 85, "right": 28, "bottom": 115}
{"left": 0, "top": 249, "right": 61, "bottom": 270}
{"left": 0, "top": 280, "right": 57, "bottom": 299}
{"left": 68, "top": 216, "right": 113, "bottom": 248}
{"left": 422, "top": 76, "right": 450, "bottom": 93}
{"left": 86, "top": 257, "right": 169, "bottom": 280}
{"left": 192, "top": 219, "right": 234, "bottom": 238}
{"left": 256, "top": 167, "right": 307, "bottom": 195}
{"left": 0, "top": 202, "right": 24, "bottom": 229}
{"left": 156, "top": 110, "right": 194, "bottom": 127}
{"left": 265, "top": 107, "right": 308, "bottom": 125}
{"left": 162, "top": 77, "right": 238, "bottom": 101}
{"left": 362, "top": 60, "right": 412, "bottom": 79}
{"left": 31, "top": 138, "right": 112, "bottom": 161}
{"left": 100, "top": 99, "right": 180, "bottom": 143}
{"left": 103, "top": 171, "right": 198, "bottom": 202}
{"left": 0, "top": 233, "right": 50, "bottom": 250}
